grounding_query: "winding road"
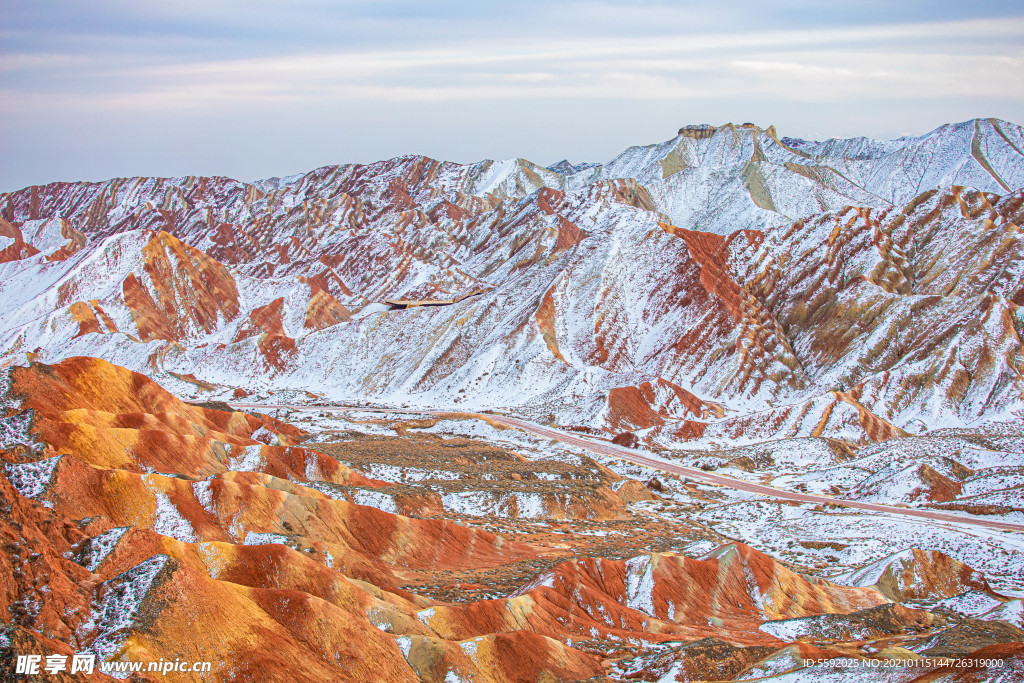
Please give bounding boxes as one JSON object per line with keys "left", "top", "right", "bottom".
{"left": 232, "top": 402, "right": 1024, "bottom": 535}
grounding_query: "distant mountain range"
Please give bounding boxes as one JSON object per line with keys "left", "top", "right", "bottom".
{"left": 2, "top": 119, "right": 1023, "bottom": 445}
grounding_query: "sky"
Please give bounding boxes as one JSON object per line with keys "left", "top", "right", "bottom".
{"left": 1, "top": 0, "right": 1022, "bottom": 192}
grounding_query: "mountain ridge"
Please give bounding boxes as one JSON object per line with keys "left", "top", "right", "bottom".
{"left": 1, "top": 119, "right": 1022, "bottom": 447}
{"left": 6, "top": 117, "right": 1022, "bottom": 225}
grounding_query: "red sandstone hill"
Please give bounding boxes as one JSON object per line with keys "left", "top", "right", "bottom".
{"left": 3, "top": 357, "right": 1021, "bottom": 681}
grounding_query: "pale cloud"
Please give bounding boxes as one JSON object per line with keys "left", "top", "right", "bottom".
{"left": 1, "top": 2, "right": 1022, "bottom": 190}
{"left": 3, "top": 17, "right": 1014, "bottom": 114}
{"left": 0, "top": 53, "right": 92, "bottom": 71}
{"left": 731, "top": 52, "right": 1024, "bottom": 100}
{"left": 498, "top": 72, "right": 558, "bottom": 83}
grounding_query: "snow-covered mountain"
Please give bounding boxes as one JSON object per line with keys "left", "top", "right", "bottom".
{"left": 1, "top": 119, "right": 1023, "bottom": 445}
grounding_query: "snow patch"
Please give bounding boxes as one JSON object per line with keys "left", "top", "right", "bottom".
{"left": 351, "top": 489, "right": 400, "bottom": 514}
{"left": 74, "top": 527, "right": 129, "bottom": 572}
{"left": 459, "top": 637, "right": 481, "bottom": 659}
{"left": 250, "top": 425, "right": 280, "bottom": 446}
{"left": 0, "top": 410, "right": 38, "bottom": 450}
{"left": 81, "top": 555, "right": 171, "bottom": 674}
{"left": 197, "top": 542, "right": 230, "bottom": 579}
{"left": 227, "top": 444, "right": 264, "bottom": 472}
{"left": 4, "top": 455, "right": 62, "bottom": 507}
{"left": 191, "top": 480, "right": 216, "bottom": 515}
{"left": 624, "top": 555, "right": 657, "bottom": 617}
{"left": 395, "top": 635, "right": 413, "bottom": 659}
{"left": 510, "top": 570, "right": 557, "bottom": 597}
{"left": 143, "top": 477, "right": 199, "bottom": 543}
{"left": 759, "top": 618, "right": 811, "bottom": 641}
{"left": 416, "top": 607, "right": 437, "bottom": 626}
{"left": 242, "top": 531, "right": 291, "bottom": 546}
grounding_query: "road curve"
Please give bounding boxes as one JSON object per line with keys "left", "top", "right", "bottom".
{"left": 485, "top": 415, "right": 1024, "bottom": 534}
{"left": 231, "top": 402, "right": 1024, "bottom": 535}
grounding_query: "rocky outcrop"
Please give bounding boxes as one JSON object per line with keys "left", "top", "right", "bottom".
{"left": 841, "top": 549, "right": 993, "bottom": 602}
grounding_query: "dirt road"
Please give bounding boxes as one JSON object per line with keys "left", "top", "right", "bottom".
{"left": 486, "top": 415, "right": 1024, "bottom": 534}
{"left": 233, "top": 402, "right": 1024, "bottom": 535}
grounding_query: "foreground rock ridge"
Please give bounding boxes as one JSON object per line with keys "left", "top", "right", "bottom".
{"left": 1, "top": 120, "right": 1023, "bottom": 681}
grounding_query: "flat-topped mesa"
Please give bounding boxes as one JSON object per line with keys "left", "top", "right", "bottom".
{"left": 678, "top": 123, "right": 719, "bottom": 139}
{"left": 676, "top": 122, "right": 779, "bottom": 142}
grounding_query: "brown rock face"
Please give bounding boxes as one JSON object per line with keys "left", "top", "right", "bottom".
{"left": 606, "top": 379, "right": 724, "bottom": 433}
{"left": 853, "top": 549, "right": 993, "bottom": 602}
{"left": 257, "top": 334, "right": 299, "bottom": 372}
{"left": 0, "top": 217, "right": 40, "bottom": 262}
{"left": 123, "top": 231, "right": 241, "bottom": 342}
{"left": 612, "top": 431, "right": 641, "bottom": 448}
{"left": 6, "top": 357, "right": 361, "bottom": 483}
{"left": 304, "top": 289, "right": 351, "bottom": 331}
{"left": 554, "top": 216, "right": 588, "bottom": 252}
{"left": 536, "top": 283, "right": 567, "bottom": 364}
{"left": 413, "top": 543, "right": 887, "bottom": 649}
{"left": 232, "top": 297, "right": 286, "bottom": 342}
{"left": 0, "top": 475, "right": 93, "bottom": 646}
{"left": 607, "top": 386, "right": 667, "bottom": 431}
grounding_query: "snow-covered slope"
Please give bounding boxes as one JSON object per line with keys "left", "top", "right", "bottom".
{"left": 564, "top": 118, "right": 1024, "bottom": 234}
{"left": 1, "top": 120, "right": 1022, "bottom": 443}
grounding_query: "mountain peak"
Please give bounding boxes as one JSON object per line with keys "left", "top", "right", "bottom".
{"left": 676, "top": 122, "right": 773, "bottom": 141}
{"left": 677, "top": 123, "right": 719, "bottom": 140}
{"left": 546, "top": 160, "right": 600, "bottom": 175}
